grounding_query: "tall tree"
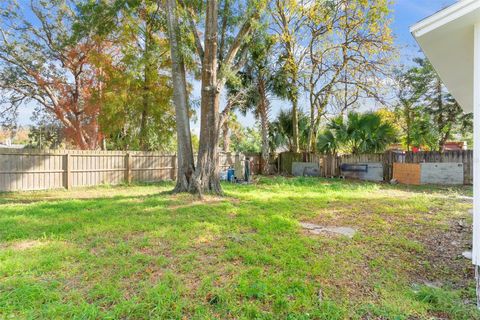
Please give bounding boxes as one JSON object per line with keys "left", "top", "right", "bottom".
{"left": 165, "top": 0, "right": 195, "bottom": 192}
{"left": 231, "top": 126, "right": 261, "bottom": 153}
{"left": 219, "top": 111, "right": 243, "bottom": 152}
{"left": 396, "top": 58, "right": 472, "bottom": 151}
{"left": 417, "top": 59, "right": 472, "bottom": 150}
{"left": 269, "top": 109, "right": 310, "bottom": 152}
{"left": 243, "top": 31, "right": 274, "bottom": 174}
{"left": 303, "top": 0, "right": 393, "bottom": 152}
{"left": 179, "top": 0, "right": 264, "bottom": 194}
{"left": 78, "top": 0, "right": 176, "bottom": 151}
{"left": 394, "top": 67, "right": 424, "bottom": 151}
{"left": 191, "top": 0, "right": 222, "bottom": 194}
{"left": 317, "top": 112, "right": 397, "bottom": 155}
{"left": 225, "top": 30, "right": 274, "bottom": 173}
{"left": 270, "top": 0, "right": 309, "bottom": 153}
{"left": 0, "top": 0, "right": 105, "bottom": 149}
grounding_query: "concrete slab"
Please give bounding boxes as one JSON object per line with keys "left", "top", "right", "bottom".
{"left": 462, "top": 251, "right": 472, "bottom": 260}
{"left": 300, "top": 222, "right": 357, "bottom": 238}
{"left": 300, "top": 222, "right": 322, "bottom": 230}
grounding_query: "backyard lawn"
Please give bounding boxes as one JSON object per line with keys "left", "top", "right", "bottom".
{"left": 0, "top": 177, "right": 478, "bottom": 319}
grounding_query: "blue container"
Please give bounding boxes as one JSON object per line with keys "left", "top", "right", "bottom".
{"left": 227, "top": 168, "right": 235, "bottom": 182}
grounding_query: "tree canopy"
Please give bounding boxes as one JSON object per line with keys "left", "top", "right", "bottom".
{"left": 394, "top": 58, "right": 472, "bottom": 151}
{"left": 317, "top": 112, "right": 397, "bottom": 155}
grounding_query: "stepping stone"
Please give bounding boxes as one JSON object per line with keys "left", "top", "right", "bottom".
{"left": 462, "top": 251, "right": 472, "bottom": 260}
{"left": 300, "top": 222, "right": 357, "bottom": 238}
{"left": 300, "top": 222, "right": 323, "bottom": 230}
{"left": 457, "top": 220, "right": 468, "bottom": 229}
{"left": 458, "top": 196, "right": 473, "bottom": 201}
{"left": 423, "top": 280, "right": 443, "bottom": 289}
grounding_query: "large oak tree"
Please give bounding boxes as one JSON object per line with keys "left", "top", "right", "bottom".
{"left": 0, "top": 0, "right": 105, "bottom": 149}
{"left": 172, "top": 0, "right": 265, "bottom": 195}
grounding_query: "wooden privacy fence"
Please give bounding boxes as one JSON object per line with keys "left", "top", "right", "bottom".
{"left": 0, "top": 148, "right": 472, "bottom": 191}
{"left": 277, "top": 150, "right": 473, "bottom": 184}
{"left": 277, "top": 152, "right": 341, "bottom": 177}
{"left": 0, "top": 149, "right": 260, "bottom": 192}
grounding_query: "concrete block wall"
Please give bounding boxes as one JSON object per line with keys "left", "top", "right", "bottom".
{"left": 292, "top": 162, "right": 320, "bottom": 177}
{"left": 393, "top": 162, "right": 464, "bottom": 185}
{"left": 420, "top": 163, "right": 464, "bottom": 185}
{"left": 341, "top": 163, "right": 384, "bottom": 182}
{"left": 362, "top": 163, "right": 384, "bottom": 182}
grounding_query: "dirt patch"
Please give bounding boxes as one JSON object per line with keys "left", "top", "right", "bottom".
{"left": 414, "top": 217, "right": 474, "bottom": 288}
{"left": 5, "top": 240, "right": 46, "bottom": 251}
{"left": 167, "top": 197, "right": 227, "bottom": 210}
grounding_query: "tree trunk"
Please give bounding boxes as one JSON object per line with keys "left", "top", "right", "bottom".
{"left": 257, "top": 77, "right": 270, "bottom": 174}
{"left": 406, "top": 104, "right": 412, "bottom": 152}
{"left": 436, "top": 78, "right": 445, "bottom": 152}
{"left": 140, "top": 20, "right": 153, "bottom": 151}
{"left": 310, "top": 115, "right": 322, "bottom": 153}
{"left": 71, "top": 119, "right": 90, "bottom": 150}
{"left": 291, "top": 96, "right": 300, "bottom": 153}
{"left": 290, "top": 70, "right": 300, "bottom": 152}
{"left": 306, "top": 105, "right": 322, "bottom": 154}
{"left": 165, "top": 0, "right": 195, "bottom": 193}
{"left": 307, "top": 101, "right": 315, "bottom": 153}
{"left": 190, "top": 0, "right": 222, "bottom": 195}
{"left": 139, "top": 107, "right": 148, "bottom": 150}
{"left": 439, "top": 127, "right": 451, "bottom": 153}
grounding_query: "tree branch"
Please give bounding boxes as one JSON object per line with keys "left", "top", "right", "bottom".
{"left": 222, "top": 12, "right": 258, "bottom": 71}
{"left": 177, "top": 0, "right": 204, "bottom": 61}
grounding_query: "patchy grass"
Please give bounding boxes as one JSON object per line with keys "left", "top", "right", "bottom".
{"left": 0, "top": 177, "right": 477, "bottom": 319}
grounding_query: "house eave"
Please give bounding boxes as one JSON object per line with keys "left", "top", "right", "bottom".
{"left": 410, "top": 0, "right": 480, "bottom": 113}
{"left": 410, "top": 0, "right": 480, "bottom": 38}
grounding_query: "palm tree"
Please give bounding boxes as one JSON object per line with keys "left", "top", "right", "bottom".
{"left": 223, "top": 30, "right": 274, "bottom": 173}
{"left": 317, "top": 130, "right": 340, "bottom": 155}
{"left": 317, "top": 112, "right": 397, "bottom": 155}
{"left": 269, "top": 109, "right": 310, "bottom": 152}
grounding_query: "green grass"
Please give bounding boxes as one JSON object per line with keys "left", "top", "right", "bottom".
{"left": 0, "top": 177, "right": 478, "bottom": 319}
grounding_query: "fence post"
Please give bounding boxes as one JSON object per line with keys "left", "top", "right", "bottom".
{"left": 383, "top": 151, "right": 391, "bottom": 181}
{"left": 258, "top": 153, "right": 262, "bottom": 175}
{"left": 65, "top": 152, "right": 71, "bottom": 190}
{"left": 125, "top": 152, "right": 132, "bottom": 184}
{"left": 277, "top": 154, "right": 281, "bottom": 175}
{"left": 335, "top": 155, "right": 340, "bottom": 177}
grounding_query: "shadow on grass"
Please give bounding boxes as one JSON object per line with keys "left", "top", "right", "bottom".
{"left": 0, "top": 181, "right": 176, "bottom": 205}
{"left": 0, "top": 176, "right": 477, "bottom": 319}
{"left": 0, "top": 177, "right": 472, "bottom": 206}
{"left": 0, "top": 179, "right": 470, "bottom": 245}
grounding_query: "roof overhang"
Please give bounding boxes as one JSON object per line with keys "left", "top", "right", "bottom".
{"left": 410, "top": 0, "right": 480, "bottom": 113}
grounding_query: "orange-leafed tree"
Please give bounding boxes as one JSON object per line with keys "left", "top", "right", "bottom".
{"left": 0, "top": 0, "right": 106, "bottom": 149}
{"left": 80, "top": 0, "right": 176, "bottom": 152}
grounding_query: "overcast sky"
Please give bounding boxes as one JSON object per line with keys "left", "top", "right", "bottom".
{"left": 14, "top": 0, "right": 458, "bottom": 131}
